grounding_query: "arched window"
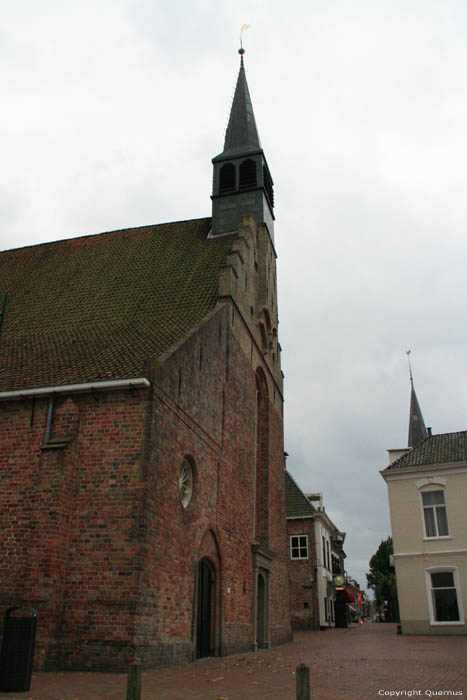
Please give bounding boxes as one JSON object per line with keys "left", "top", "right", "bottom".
{"left": 219, "top": 163, "right": 235, "bottom": 193}
{"left": 239, "top": 159, "right": 257, "bottom": 189}
{"left": 255, "top": 369, "right": 269, "bottom": 545}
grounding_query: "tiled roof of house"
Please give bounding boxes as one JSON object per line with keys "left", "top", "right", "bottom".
{"left": 0, "top": 217, "right": 233, "bottom": 392}
{"left": 285, "top": 471, "right": 316, "bottom": 518}
{"left": 383, "top": 430, "right": 467, "bottom": 471}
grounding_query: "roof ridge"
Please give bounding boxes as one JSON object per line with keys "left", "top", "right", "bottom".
{"left": 1, "top": 216, "right": 212, "bottom": 255}
{"left": 384, "top": 428, "right": 467, "bottom": 472}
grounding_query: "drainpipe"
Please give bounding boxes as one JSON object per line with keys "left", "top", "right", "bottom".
{"left": 44, "top": 394, "right": 55, "bottom": 444}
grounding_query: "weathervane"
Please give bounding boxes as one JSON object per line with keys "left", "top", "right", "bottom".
{"left": 406, "top": 349, "right": 413, "bottom": 383}
{"left": 239, "top": 23, "right": 251, "bottom": 55}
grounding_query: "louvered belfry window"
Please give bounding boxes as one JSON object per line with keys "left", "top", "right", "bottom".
{"left": 219, "top": 163, "right": 235, "bottom": 193}
{"left": 239, "top": 159, "right": 257, "bottom": 189}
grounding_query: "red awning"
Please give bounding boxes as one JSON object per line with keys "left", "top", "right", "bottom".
{"left": 336, "top": 587, "right": 355, "bottom": 603}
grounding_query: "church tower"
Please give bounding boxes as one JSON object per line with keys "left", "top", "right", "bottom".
{"left": 408, "top": 368, "right": 428, "bottom": 447}
{"left": 387, "top": 356, "right": 429, "bottom": 465}
{"left": 211, "top": 50, "right": 275, "bottom": 240}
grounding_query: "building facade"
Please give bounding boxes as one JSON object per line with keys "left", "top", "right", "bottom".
{"left": 0, "top": 54, "right": 292, "bottom": 670}
{"left": 285, "top": 472, "right": 347, "bottom": 630}
{"left": 382, "top": 379, "right": 467, "bottom": 635}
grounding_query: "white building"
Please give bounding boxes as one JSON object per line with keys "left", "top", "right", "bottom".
{"left": 382, "top": 378, "right": 467, "bottom": 635}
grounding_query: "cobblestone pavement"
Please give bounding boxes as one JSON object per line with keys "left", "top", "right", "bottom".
{"left": 1, "top": 624, "right": 466, "bottom": 700}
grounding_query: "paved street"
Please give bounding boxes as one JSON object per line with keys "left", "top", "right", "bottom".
{"left": 1, "top": 624, "right": 466, "bottom": 700}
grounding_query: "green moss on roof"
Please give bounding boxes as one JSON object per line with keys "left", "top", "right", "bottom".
{"left": 0, "top": 217, "right": 233, "bottom": 391}
{"left": 285, "top": 471, "right": 315, "bottom": 519}
{"left": 384, "top": 430, "right": 467, "bottom": 471}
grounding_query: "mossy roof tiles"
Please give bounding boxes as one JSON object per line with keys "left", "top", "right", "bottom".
{"left": 0, "top": 217, "right": 232, "bottom": 391}
{"left": 384, "top": 430, "right": 467, "bottom": 471}
{"left": 285, "top": 471, "right": 316, "bottom": 519}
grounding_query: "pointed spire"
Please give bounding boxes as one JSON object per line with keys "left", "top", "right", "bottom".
{"left": 221, "top": 51, "right": 261, "bottom": 157}
{"left": 406, "top": 351, "right": 428, "bottom": 447}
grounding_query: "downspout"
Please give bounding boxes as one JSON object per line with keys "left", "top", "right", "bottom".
{"left": 44, "top": 394, "right": 55, "bottom": 444}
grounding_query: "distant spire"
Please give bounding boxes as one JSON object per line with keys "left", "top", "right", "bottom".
{"left": 406, "top": 350, "right": 428, "bottom": 447}
{"left": 220, "top": 48, "right": 261, "bottom": 157}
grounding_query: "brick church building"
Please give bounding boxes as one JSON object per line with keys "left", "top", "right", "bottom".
{"left": 0, "top": 52, "right": 292, "bottom": 670}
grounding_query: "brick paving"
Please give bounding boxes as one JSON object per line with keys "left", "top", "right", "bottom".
{"left": 1, "top": 624, "right": 466, "bottom": 700}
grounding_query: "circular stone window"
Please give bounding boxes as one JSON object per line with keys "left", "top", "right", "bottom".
{"left": 179, "top": 458, "right": 194, "bottom": 508}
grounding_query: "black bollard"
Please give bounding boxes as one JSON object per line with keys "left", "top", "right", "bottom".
{"left": 296, "top": 663, "right": 310, "bottom": 700}
{"left": 126, "top": 662, "right": 142, "bottom": 700}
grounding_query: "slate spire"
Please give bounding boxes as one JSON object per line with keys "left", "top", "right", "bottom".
{"left": 221, "top": 55, "right": 261, "bottom": 157}
{"left": 211, "top": 50, "right": 275, "bottom": 238}
{"left": 407, "top": 357, "right": 428, "bottom": 447}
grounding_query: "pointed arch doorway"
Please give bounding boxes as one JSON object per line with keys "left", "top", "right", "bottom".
{"left": 196, "top": 558, "right": 215, "bottom": 658}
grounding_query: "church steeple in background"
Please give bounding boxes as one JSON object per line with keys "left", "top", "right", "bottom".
{"left": 211, "top": 48, "right": 275, "bottom": 239}
{"left": 406, "top": 351, "right": 428, "bottom": 447}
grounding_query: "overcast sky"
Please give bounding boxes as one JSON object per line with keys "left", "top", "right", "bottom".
{"left": 2, "top": 0, "right": 467, "bottom": 591}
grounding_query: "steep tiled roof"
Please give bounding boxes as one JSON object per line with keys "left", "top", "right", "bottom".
{"left": 384, "top": 430, "right": 467, "bottom": 471}
{"left": 0, "top": 217, "right": 233, "bottom": 391}
{"left": 285, "top": 471, "right": 316, "bottom": 518}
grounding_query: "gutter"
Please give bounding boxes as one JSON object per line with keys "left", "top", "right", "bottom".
{"left": 0, "top": 377, "right": 150, "bottom": 401}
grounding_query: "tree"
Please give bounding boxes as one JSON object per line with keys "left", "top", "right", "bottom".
{"left": 366, "top": 537, "right": 399, "bottom": 622}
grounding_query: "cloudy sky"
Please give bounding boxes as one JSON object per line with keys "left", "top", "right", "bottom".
{"left": 2, "top": 0, "right": 467, "bottom": 590}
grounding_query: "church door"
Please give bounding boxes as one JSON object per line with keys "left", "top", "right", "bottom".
{"left": 196, "top": 559, "right": 214, "bottom": 658}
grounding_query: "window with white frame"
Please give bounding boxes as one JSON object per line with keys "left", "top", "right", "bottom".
{"left": 290, "top": 534, "right": 309, "bottom": 560}
{"left": 426, "top": 569, "right": 462, "bottom": 624}
{"left": 422, "top": 490, "right": 449, "bottom": 537}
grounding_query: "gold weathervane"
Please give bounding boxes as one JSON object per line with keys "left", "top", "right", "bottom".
{"left": 239, "top": 24, "right": 251, "bottom": 54}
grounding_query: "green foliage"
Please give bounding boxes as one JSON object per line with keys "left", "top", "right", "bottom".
{"left": 367, "top": 537, "right": 399, "bottom": 615}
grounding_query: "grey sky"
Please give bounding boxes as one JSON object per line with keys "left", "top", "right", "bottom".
{"left": 2, "top": 0, "right": 467, "bottom": 590}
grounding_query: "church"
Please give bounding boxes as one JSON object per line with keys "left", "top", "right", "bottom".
{"left": 0, "top": 51, "right": 292, "bottom": 670}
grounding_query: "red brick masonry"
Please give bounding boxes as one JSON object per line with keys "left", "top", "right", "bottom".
{"left": 1, "top": 623, "right": 466, "bottom": 699}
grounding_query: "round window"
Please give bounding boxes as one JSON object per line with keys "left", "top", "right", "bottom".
{"left": 179, "top": 458, "right": 194, "bottom": 508}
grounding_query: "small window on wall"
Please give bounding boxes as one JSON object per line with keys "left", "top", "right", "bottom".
{"left": 426, "top": 569, "right": 462, "bottom": 624}
{"left": 290, "top": 535, "right": 308, "bottom": 560}
{"left": 422, "top": 490, "right": 449, "bottom": 537}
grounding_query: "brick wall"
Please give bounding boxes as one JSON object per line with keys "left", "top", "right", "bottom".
{"left": 287, "top": 518, "right": 317, "bottom": 629}
{"left": 0, "top": 221, "right": 292, "bottom": 670}
{"left": 0, "top": 388, "right": 150, "bottom": 669}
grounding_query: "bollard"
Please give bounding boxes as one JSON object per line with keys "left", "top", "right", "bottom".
{"left": 126, "top": 662, "right": 142, "bottom": 700}
{"left": 296, "top": 663, "right": 310, "bottom": 700}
